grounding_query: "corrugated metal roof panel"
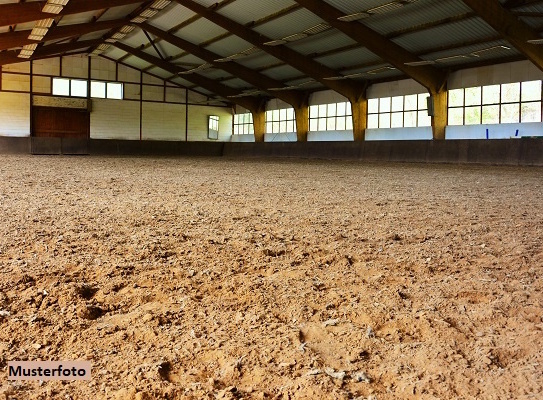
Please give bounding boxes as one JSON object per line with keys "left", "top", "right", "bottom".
{"left": 222, "top": 78, "right": 254, "bottom": 89}
{"left": 151, "top": 3, "right": 197, "bottom": 30}
{"left": 149, "top": 40, "right": 188, "bottom": 60}
{"left": 204, "top": 36, "right": 255, "bottom": 58}
{"left": 218, "top": 0, "right": 296, "bottom": 25}
{"left": 101, "top": 47, "right": 128, "bottom": 60}
{"left": 123, "top": 55, "right": 153, "bottom": 70}
{"left": 120, "top": 29, "right": 149, "bottom": 49}
{"left": 12, "top": 21, "right": 36, "bottom": 31}
{"left": 235, "top": 53, "right": 283, "bottom": 70}
{"left": 253, "top": 8, "right": 323, "bottom": 39}
{"left": 423, "top": 39, "right": 521, "bottom": 67}
{"left": 362, "top": 0, "right": 474, "bottom": 36}
{"left": 79, "top": 31, "right": 111, "bottom": 42}
{"left": 173, "top": 53, "right": 209, "bottom": 67}
{"left": 518, "top": 16, "right": 543, "bottom": 30}
{"left": 286, "top": 30, "right": 357, "bottom": 56}
{"left": 316, "top": 47, "right": 382, "bottom": 69}
{"left": 511, "top": 2, "right": 543, "bottom": 12}
{"left": 197, "top": 68, "right": 234, "bottom": 80}
{"left": 146, "top": 66, "right": 174, "bottom": 79}
{"left": 393, "top": 17, "right": 498, "bottom": 53}
{"left": 262, "top": 64, "right": 305, "bottom": 81}
{"left": 175, "top": 18, "right": 229, "bottom": 45}
{"left": 325, "top": 0, "right": 394, "bottom": 14}
{"left": 191, "top": 0, "right": 221, "bottom": 7}
{"left": 57, "top": 11, "right": 99, "bottom": 26}
{"left": 99, "top": 4, "right": 143, "bottom": 22}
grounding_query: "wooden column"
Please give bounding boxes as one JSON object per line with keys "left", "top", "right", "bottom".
{"left": 431, "top": 88, "right": 448, "bottom": 140}
{"left": 295, "top": 103, "right": 309, "bottom": 142}
{"left": 351, "top": 96, "right": 368, "bottom": 142}
{"left": 252, "top": 107, "right": 266, "bottom": 143}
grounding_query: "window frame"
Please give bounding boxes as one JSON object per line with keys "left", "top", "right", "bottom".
{"left": 51, "top": 77, "right": 124, "bottom": 100}
{"left": 265, "top": 107, "right": 296, "bottom": 134}
{"left": 367, "top": 93, "right": 431, "bottom": 129}
{"left": 233, "top": 112, "right": 254, "bottom": 135}
{"left": 447, "top": 80, "right": 543, "bottom": 126}
{"left": 309, "top": 101, "right": 353, "bottom": 132}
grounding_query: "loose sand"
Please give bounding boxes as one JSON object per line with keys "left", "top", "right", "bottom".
{"left": 0, "top": 155, "right": 541, "bottom": 400}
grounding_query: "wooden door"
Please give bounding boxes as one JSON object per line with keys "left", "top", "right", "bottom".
{"left": 32, "top": 107, "right": 90, "bottom": 138}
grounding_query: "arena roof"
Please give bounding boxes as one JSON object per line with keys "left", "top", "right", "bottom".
{"left": 1, "top": 0, "right": 542, "bottom": 108}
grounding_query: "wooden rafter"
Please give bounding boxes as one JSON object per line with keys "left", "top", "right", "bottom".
{"left": 461, "top": 0, "right": 543, "bottom": 72}
{"left": 140, "top": 22, "right": 308, "bottom": 108}
{"left": 135, "top": 2, "right": 301, "bottom": 70}
{"left": 0, "top": 40, "right": 99, "bottom": 66}
{"left": 294, "top": 0, "right": 447, "bottom": 93}
{"left": 0, "top": 19, "right": 126, "bottom": 52}
{"left": 174, "top": 0, "right": 366, "bottom": 102}
{"left": 113, "top": 41, "right": 266, "bottom": 112}
{"left": 0, "top": 0, "right": 145, "bottom": 27}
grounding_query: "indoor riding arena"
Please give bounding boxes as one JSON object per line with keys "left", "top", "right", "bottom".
{"left": 0, "top": 1, "right": 542, "bottom": 400}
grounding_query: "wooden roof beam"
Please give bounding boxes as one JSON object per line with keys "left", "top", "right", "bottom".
{"left": 0, "top": 19, "right": 126, "bottom": 52}
{"left": 113, "top": 41, "right": 267, "bottom": 113}
{"left": 294, "top": 0, "right": 448, "bottom": 93}
{"left": 139, "top": 22, "right": 308, "bottom": 108}
{"left": 0, "top": 39, "right": 99, "bottom": 66}
{"left": 0, "top": 0, "right": 145, "bottom": 27}
{"left": 174, "top": 0, "right": 366, "bottom": 103}
{"left": 461, "top": 0, "right": 543, "bottom": 72}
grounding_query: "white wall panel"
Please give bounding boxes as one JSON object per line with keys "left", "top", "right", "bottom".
{"left": 32, "top": 58, "right": 60, "bottom": 76}
{"left": 90, "top": 99, "right": 140, "bottom": 140}
{"left": 1, "top": 73, "right": 30, "bottom": 92}
{"left": 1, "top": 62, "right": 30, "bottom": 74}
{"left": 449, "top": 60, "right": 543, "bottom": 90}
{"left": 231, "top": 134, "right": 255, "bottom": 142}
{"left": 0, "top": 92, "right": 30, "bottom": 137}
{"left": 142, "top": 102, "right": 185, "bottom": 141}
{"left": 264, "top": 132, "right": 297, "bottom": 142}
{"left": 61, "top": 55, "right": 88, "bottom": 79}
{"left": 309, "top": 90, "right": 348, "bottom": 106}
{"left": 187, "top": 105, "right": 233, "bottom": 141}
{"left": 368, "top": 79, "right": 427, "bottom": 99}
{"left": 308, "top": 130, "right": 353, "bottom": 141}
{"left": 446, "top": 122, "right": 543, "bottom": 140}
{"left": 366, "top": 127, "right": 433, "bottom": 141}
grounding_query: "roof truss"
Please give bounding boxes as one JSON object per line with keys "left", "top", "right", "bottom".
{"left": 174, "top": 0, "right": 367, "bottom": 102}
{"left": 139, "top": 22, "right": 308, "bottom": 108}
{"left": 0, "top": 0, "right": 145, "bottom": 27}
{"left": 460, "top": 0, "right": 543, "bottom": 72}
{"left": 113, "top": 41, "right": 266, "bottom": 112}
{"left": 293, "top": 0, "right": 448, "bottom": 93}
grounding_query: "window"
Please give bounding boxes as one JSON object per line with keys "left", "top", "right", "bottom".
{"left": 208, "top": 115, "right": 219, "bottom": 132}
{"left": 91, "top": 81, "right": 106, "bottom": 98}
{"left": 106, "top": 82, "right": 123, "bottom": 100}
{"left": 52, "top": 78, "right": 70, "bottom": 96}
{"left": 208, "top": 115, "right": 219, "bottom": 140}
{"left": 309, "top": 102, "right": 352, "bottom": 131}
{"left": 51, "top": 78, "right": 124, "bottom": 99}
{"left": 265, "top": 108, "right": 295, "bottom": 134}
{"left": 367, "top": 93, "right": 431, "bottom": 129}
{"left": 70, "top": 80, "right": 87, "bottom": 97}
{"left": 448, "top": 80, "right": 542, "bottom": 125}
{"left": 233, "top": 112, "right": 254, "bottom": 135}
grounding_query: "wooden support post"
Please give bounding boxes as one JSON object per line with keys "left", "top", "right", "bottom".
{"left": 295, "top": 102, "right": 309, "bottom": 142}
{"left": 351, "top": 95, "right": 368, "bottom": 142}
{"left": 431, "top": 88, "right": 448, "bottom": 140}
{"left": 252, "top": 107, "right": 266, "bottom": 143}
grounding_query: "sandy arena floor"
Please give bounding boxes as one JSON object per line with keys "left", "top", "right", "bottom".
{"left": 0, "top": 155, "right": 541, "bottom": 400}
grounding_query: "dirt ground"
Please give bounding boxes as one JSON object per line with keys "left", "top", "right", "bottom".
{"left": 0, "top": 155, "right": 541, "bottom": 400}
